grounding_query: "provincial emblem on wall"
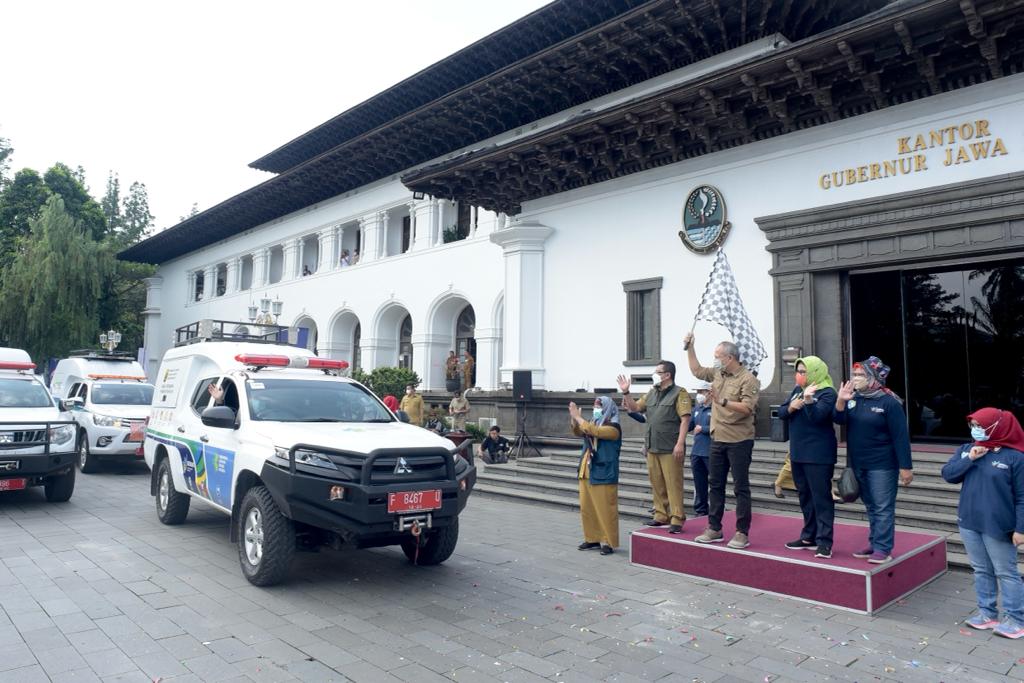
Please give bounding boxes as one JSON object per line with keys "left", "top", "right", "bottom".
{"left": 679, "top": 185, "right": 731, "bottom": 254}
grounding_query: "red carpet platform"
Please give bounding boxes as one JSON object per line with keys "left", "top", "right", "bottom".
{"left": 630, "top": 511, "right": 946, "bottom": 614}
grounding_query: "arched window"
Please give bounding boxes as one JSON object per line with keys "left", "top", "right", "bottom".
{"left": 353, "top": 323, "right": 362, "bottom": 371}
{"left": 398, "top": 315, "right": 413, "bottom": 369}
{"left": 456, "top": 305, "right": 476, "bottom": 385}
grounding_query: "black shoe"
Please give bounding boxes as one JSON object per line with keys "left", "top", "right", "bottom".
{"left": 785, "top": 538, "right": 815, "bottom": 550}
{"left": 815, "top": 545, "right": 833, "bottom": 559}
{"left": 644, "top": 519, "right": 666, "bottom": 527}
{"left": 578, "top": 542, "right": 601, "bottom": 551}
{"left": 668, "top": 524, "right": 683, "bottom": 534}
{"left": 600, "top": 545, "right": 614, "bottom": 555}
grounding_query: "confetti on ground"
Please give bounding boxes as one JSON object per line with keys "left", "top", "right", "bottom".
{"left": 554, "top": 605, "right": 564, "bottom": 611}
{"left": 862, "top": 634, "right": 870, "bottom": 640}
{"left": 679, "top": 628, "right": 689, "bottom": 633}
{"left": 909, "top": 661, "right": 921, "bottom": 668}
{"left": 884, "top": 666, "right": 896, "bottom": 673}
{"left": 959, "top": 628, "right": 972, "bottom": 636}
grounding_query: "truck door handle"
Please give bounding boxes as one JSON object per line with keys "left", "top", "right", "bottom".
{"left": 199, "top": 435, "right": 209, "bottom": 443}
{"left": 177, "top": 426, "right": 186, "bottom": 433}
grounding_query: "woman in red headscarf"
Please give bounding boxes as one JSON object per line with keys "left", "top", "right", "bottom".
{"left": 382, "top": 395, "right": 400, "bottom": 413}
{"left": 942, "top": 408, "right": 1024, "bottom": 639}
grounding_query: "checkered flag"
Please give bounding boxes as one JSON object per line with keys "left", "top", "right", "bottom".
{"left": 693, "top": 250, "right": 767, "bottom": 373}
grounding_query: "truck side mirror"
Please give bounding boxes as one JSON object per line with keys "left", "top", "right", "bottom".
{"left": 201, "top": 405, "right": 238, "bottom": 429}
{"left": 61, "top": 397, "right": 83, "bottom": 412}
{"left": 395, "top": 410, "right": 410, "bottom": 424}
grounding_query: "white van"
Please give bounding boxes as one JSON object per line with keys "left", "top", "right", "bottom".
{"left": 144, "top": 332, "right": 475, "bottom": 586}
{"left": 0, "top": 348, "right": 77, "bottom": 501}
{"left": 51, "top": 353, "right": 154, "bottom": 473}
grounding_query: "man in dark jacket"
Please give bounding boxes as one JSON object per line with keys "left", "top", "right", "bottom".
{"left": 688, "top": 381, "right": 713, "bottom": 517}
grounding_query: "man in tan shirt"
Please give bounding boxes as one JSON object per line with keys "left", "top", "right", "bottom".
{"left": 684, "top": 333, "right": 759, "bottom": 549}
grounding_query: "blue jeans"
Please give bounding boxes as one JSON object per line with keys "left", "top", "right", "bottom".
{"left": 960, "top": 526, "right": 1024, "bottom": 624}
{"left": 854, "top": 468, "right": 897, "bottom": 555}
{"left": 690, "top": 454, "right": 709, "bottom": 517}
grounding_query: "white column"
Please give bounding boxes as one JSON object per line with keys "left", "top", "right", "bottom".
{"left": 434, "top": 200, "right": 448, "bottom": 246}
{"left": 142, "top": 277, "right": 164, "bottom": 381}
{"left": 318, "top": 227, "right": 336, "bottom": 272}
{"left": 226, "top": 258, "right": 240, "bottom": 294}
{"left": 297, "top": 238, "right": 306, "bottom": 274}
{"left": 377, "top": 209, "right": 389, "bottom": 259}
{"left": 186, "top": 271, "right": 196, "bottom": 304}
{"left": 201, "top": 265, "right": 217, "bottom": 301}
{"left": 473, "top": 326, "right": 501, "bottom": 391}
{"left": 252, "top": 250, "right": 267, "bottom": 288}
{"left": 282, "top": 239, "right": 299, "bottom": 280}
{"left": 411, "top": 333, "right": 433, "bottom": 388}
{"left": 489, "top": 223, "right": 553, "bottom": 389}
{"left": 358, "top": 216, "right": 376, "bottom": 262}
{"left": 359, "top": 337, "right": 394, "bottom": 370}
{"left": 411, "top": 199, "right": 434, "bottom": 251}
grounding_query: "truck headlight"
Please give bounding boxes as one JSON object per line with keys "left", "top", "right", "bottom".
{"left": 49, "top": 425, "right": 76, "bottom": 444}
{"left": 275, "top": 446, "right": 338, "bottom": 471}
{"left": 92, "top": 414, "right": 119, "bottom": 427}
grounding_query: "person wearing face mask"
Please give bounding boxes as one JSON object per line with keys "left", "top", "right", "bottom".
{"left": 778, "top": 357, "right": 838, "bottom": 559}
{"left": 617, "top": 362, "right": 692, "bottom": 534}
{"left": 942, "top": 408, "right": 1024, "bottom": 638}
{"left": 399, "top": 384, "right": 424, "bottom": 426}
{"left": 570, "top": 396, "right": 623, "bottom": 555}
{"left": 834, "top": 356, "right": 912, "bottom": 564}
{"left": 684, "top": 333, "right": 760, "bottom": 549}
{"left": 688, "top": 381, "right": 713, "bottom": 517}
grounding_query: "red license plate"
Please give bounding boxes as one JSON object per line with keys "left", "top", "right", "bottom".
{"left": 388, "top": 489, "right": 442, "bottom": 514}
{"left": 126, "top": 423, "right": 145, "bottom": 442}
{"left": 0, "top": 478, "right": 26, "bottom": 491}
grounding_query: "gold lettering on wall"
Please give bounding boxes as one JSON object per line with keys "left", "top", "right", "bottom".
{"left": 818, "top": 119, "right": 1009, "bottom": 190}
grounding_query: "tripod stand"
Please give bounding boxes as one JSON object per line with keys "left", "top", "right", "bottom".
{"left": 511, "top": 401, "right": 542, "bottom": 460}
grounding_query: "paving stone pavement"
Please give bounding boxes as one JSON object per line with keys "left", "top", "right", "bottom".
{"left": 0, "top": 461, "right": 1019, "bottom": 682}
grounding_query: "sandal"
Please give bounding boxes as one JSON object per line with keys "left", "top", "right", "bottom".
{"left": 773, "top": 484, "right": 785, "bottom": 499}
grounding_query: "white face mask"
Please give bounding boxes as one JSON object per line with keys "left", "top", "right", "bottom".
{"left": 712, "top": 358, "right": 724, "bottom": 370}
{"left": 651, "top": 373, "right": 663, "bottom": 385}
{"left": 695, "top": 393, "right": 707, "bottom": 404}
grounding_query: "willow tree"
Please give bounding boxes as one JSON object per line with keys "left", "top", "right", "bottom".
{"left": 0, "top": 195, "right": 113, "bottom": 361}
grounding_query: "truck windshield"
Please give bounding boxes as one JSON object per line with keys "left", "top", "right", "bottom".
{"left": 91, "top": 383, "right": 155, "bottom": 405}
{"left": 0, "top": 379, "right": 55, "bottom": 408}
{"left": 246, "top": 379, "right": 394, "bottom": 423}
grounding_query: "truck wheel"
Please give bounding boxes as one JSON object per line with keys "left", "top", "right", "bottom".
{"left": 156, "top": 458, "right": 189, "bottom": 524}
{"left": 77, "top": 435, "right": 100, "bottom": 473}
{"left": 237, "top": 486, "right": 295, "bottom": 586}
{"left": 401, "top": 518, "right": 459, "bottom": 565}
{"left": 44, "top": 467, "right": 76, "bottom": 502}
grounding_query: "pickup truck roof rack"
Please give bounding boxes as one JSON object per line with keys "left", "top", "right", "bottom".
{"left": 174, "top": 320, "right": 303, "bottom": 348}
{"left": 68, "top": 350, "right": 137, "bottom": 361}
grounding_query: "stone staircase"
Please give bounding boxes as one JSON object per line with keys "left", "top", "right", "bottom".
{"left": 473, "top": 436, "right": 974, "bottom": 569}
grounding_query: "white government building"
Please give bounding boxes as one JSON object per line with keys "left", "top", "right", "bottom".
{"left": 122, "top": 0, "right": 1024, "bottom": 439}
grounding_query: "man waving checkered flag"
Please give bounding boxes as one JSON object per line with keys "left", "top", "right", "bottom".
{"left": 693, "top": 250, "right": 767, "bottom": 373}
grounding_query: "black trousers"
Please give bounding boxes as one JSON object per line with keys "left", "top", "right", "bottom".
{"left": 791, "top": 461, "right": 835, "bottom": 546}
{"left": 708, "top": 439, "right": 754, "bottom": 534}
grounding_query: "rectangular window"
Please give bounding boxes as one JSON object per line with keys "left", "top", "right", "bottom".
{"left": 623, "top": 277, "right": 662, "bottom": 365}
{"left": 402, "top": 215, "right": 412, "bottom": 253}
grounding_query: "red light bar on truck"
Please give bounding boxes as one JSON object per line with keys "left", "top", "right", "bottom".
{"left": 0, "top": 361, "right": 36, "bottom": 371}
{"left": 234, "top": 354, "right": 348, "bottom": 370}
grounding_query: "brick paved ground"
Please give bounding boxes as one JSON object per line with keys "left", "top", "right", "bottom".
{"left": 0, "top": 462, "right": 1019, "bottom": 682}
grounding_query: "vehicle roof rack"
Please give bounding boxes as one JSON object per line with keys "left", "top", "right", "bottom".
{"left": 68, "top": 350, "right": 137, "bottom": 361}
{"left": 174, "top": 319, "right": 303, "bottom": 348}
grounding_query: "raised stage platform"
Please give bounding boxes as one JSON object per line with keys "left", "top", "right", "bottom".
{"left": 630, "top": 511, "right": 946, "bottom": 614}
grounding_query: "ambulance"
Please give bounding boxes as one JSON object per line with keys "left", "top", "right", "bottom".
{"left": 50, "top": 352, "right": 154, "bottom": 472}
{"left": 144, "top": 328, "right": 475, "bottom": 586}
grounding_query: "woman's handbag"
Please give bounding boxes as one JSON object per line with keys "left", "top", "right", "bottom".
{"left": 837, "top": 458, "right": 860, "bottom": 503}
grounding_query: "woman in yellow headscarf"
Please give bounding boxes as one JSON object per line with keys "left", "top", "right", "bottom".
{"left": 778, "top": 356, "right": 839, "bottom": 559}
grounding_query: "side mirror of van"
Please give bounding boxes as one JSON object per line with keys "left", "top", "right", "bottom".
{"left": 61, "top": 397, "right": 83, "bottom": 412}
{"left": 201, "top": 406, "right": 238, "bottom": 429}
{"left": 395, "top": 410, "right": 410, "bottom": 424}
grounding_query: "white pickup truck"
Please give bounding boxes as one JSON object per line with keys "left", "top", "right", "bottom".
{"left": 144, "top": 336, "right": 475, "bottom": 586}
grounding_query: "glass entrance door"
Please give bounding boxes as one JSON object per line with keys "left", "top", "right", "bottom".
{"left": 849, "top": 258, "right": 1024, "bottom": 441}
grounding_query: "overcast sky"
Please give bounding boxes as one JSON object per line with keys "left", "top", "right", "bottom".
{"left": 2, "top": 0, "right": 550, "bottom": 232}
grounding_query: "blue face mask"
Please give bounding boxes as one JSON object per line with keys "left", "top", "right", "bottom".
{"left": 592, "top": 409, "right": 603, "bottom": 423}
{"left": 971, "top": 425, "right": 988, "bottom": 442}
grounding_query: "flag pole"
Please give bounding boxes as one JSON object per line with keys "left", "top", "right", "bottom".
{"left": 683, "top": 247, "right": 722, "bottom": 351}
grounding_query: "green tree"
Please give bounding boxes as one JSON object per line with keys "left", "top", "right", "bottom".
{"left": 101, "top": 171, "right": 122, "bottom": 233}
{"left": 0, "top": 136, "right": 12, "bottom": 188}
{"left": 43, "top": 163, "right": 106, "bottom": 240}
{"left": 0, "top": 169, "right": 51, "bottom": 267}
{"left": 0, "top": 196, "right": 113, "bottom": 361}
{"left": 120, "top": 181, "right": 153, "bottom": 245}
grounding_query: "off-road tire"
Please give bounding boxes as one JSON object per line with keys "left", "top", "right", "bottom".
{"left": 237, "top": 486, "right": 295, "bottom": 586}
{"left": 77, "top": 434, "right": 100, "bottom": 473}
{"left": 44, "top": 467, "right": 76, "bottom": 502}
{"left": 400, "top": 517, "right": 459, "bottom": 565}
{"left": 155, "top": 458, "right": 190, "bottom": 524}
